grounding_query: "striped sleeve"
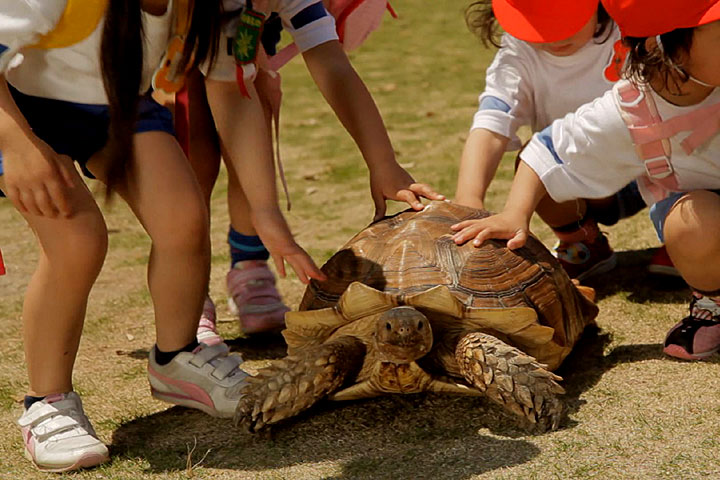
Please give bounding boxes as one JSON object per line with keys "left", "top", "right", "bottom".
{"left": 276, "top": 0, "right": 337, "bottom": 52}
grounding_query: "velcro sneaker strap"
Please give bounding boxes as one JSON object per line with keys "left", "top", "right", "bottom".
{"left": 189, "top": 343, "right": 230, "bottom": 368}
{"left": 17, "top": 403, "right": 65, "bottom": 428}
{"left": 211, "top": 355, "right": 245, "bottom": 380}
{"left": 31, "top": 416, "right": 83, "bottom": 443}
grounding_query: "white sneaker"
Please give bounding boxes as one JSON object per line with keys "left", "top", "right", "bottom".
{"left": 17, "top": 392, "right": 109, "bottom": 472}
{"left": 148, "top": 342, "right": 249, "bottom": 418}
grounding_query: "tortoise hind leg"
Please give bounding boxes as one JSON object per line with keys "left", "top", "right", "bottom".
{"left": 455, "top": 332, "right": 565, "bottom": 432}
{"left": 235, "top": 336, "right": 365, "bottom": 432}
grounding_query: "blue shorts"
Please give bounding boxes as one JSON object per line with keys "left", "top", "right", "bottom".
{"left": 0, "top": 85, "right": 174, "bottom": 181}
{"left": 650, "top": 190, "right": 720, "bottom": 242}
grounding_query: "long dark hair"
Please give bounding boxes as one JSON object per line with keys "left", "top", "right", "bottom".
{"left": 622, "top": 28, "right": 695, "bottom": 93}
{"left": 465, "top": 1, "right": 613, "bottom": 48}
{"left": 100, "top": 0, "right": 222, "bottom": 198}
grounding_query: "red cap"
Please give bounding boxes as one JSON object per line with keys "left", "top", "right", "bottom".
{"left": 492, "top": 0, "right": 599, "bottom": 43}
{"left": 602, "top": 0, "right": 720, "bottom": 37}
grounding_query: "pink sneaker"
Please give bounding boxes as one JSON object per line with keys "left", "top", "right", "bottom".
{"left": 664, "top": 292, "right": 720, "bottom": 360}
{"left": 196, "top": 296, "right": 224, "bottom": 346}
{"left": 226, "top": 260, "right": 290, "bottom": 334}
{"left": 148, "top": 343, "right": 248, "bottom": 418}
{"left": 648, "top": 246, "right": 681, "bottom": 277}
{"left": 17, "top": 392, "right": 109, "bottom": 472}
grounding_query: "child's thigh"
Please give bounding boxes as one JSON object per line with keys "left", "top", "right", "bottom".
{"left": 663, "top": 190, "right": 720, "bottom": 244}
{"left": 122, "top": 131, "right": 208, "bottom": 240}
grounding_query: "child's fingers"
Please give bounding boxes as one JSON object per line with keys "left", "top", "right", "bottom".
{"left": 271, "top": 254, "right": 287, "bottom": 278}
{"left": 34, "top": 185, "right": 60, "bottom": 218}
{"left": 286, "top": 253, "right": 327, "bottom": 284}
{"left": 506, "top": 230, "right": 529, "bottom": 250}
{"left": 372, "top": 195, "right": 387, "bottom": 222}
{"left": 408, "top": 183, "right": 445, "bottom": 201}
{"left": 452, "top": 224, "right": 482, "bottom": 245}
{"left": 450, "top": 220, "right": 476, "bottom": 231}
{"left": 56, "top": 155, "right": 76, "bottom": 189}
{"left": 396, "top": 189, "right": 424, "bottom": 211}
{"left": 46, "top": 179, "right": 73, "bottom": 217}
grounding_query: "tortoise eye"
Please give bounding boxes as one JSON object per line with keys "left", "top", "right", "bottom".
{"left": 386, "top": 322, "right": 392, "bottom": 331}
{"left": 417, "top": 321, "right": 423, "bottom": 330}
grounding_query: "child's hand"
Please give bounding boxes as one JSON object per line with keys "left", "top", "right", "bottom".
{"left": 370, "top": 164, "right": 445, "bottom": 221}
{"left": 2, "top": 134, "right": 75, "bottom": 218}
{"left": 252, "top": 209, "right": 327, "bottom": 284}
{"left": 450, "top": 210, "right": 531, "bottom": 250}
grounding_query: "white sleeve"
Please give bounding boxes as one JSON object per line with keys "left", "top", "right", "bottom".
{"left": 276, "top": 0, "right": 337, "bottom": 52}
{"left": 519, "top": 89, "right": 645, "bottom": 203}
{"left": 470, "top": 34, "right": 534, "bottom": 151}
{"left": 0, "top": 1, "right": 66, "bottom": 73}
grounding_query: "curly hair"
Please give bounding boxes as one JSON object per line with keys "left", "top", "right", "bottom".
{"left": 622, "top": 28, "right": 695, "bottom": 93}
{"left": 465, "top": 1, "right": 613, "bottom": 48}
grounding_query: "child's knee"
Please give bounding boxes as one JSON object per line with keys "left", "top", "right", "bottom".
{"left": 48, "top": 214, "right": 108, "bottom": 276}
{"left": 152, "top": 202, "right": 209, "bottom": 254}
{"left": 665, "top": 191, "right": 720, "bottom": 258}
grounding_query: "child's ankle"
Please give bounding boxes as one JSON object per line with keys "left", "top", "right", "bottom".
{"left": 551, "top": 217, "right": 600, "bottom": 244}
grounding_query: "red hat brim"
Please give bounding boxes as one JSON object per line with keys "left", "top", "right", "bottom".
{"left": 493, "top": 0, "right": 599, "bottom": 43}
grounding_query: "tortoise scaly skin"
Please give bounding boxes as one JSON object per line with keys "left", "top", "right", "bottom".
{"left": 236, "top": 201, "right": 598, "bottom": 432}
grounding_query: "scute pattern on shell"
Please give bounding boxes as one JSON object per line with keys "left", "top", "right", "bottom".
{"left": 298, "top": 201, "right": 597, "bottom": 370}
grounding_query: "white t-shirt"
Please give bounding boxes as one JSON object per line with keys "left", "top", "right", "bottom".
{"left": 204, "top": 0, "right": 338, "bottom": 81}
{"left": 520, "top": 80, "right": 720, "bottom": 206}
{"left": 471, "top": 28, "right": 624, "bottom": 151}
{"left": 0, "top": 0, "right": 175, "bottom": 104}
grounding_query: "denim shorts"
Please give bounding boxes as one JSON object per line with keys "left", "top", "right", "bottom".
{"left": 0, "top": 85, "right": 174, "bottom": 181}
{"left": 650, "top": 190, "right": 720, "bottom": 242}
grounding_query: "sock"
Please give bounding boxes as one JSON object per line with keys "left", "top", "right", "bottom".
{"left": 228, "top": 226, "right": 269, "bottom": 267}
{"left": 154, "top": 339, "right": 200, "bottom": 366}
{"left": 552, "top": 216, "right": 600, "bottom": 245}
{"left": 24, "top": 395, "right": 46, "bottom": 410}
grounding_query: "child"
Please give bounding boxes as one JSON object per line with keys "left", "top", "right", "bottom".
{"left": 183, "top": 0, "right": 443, "bottom": 342}
{"left": 451, "top": 0, "right": 720, "bottom": 361}
{"left": 0, "top": 0, "right": 321, "bottom": 471}
{"left": 455, "top": 0, "right": 649, "bottom": 281}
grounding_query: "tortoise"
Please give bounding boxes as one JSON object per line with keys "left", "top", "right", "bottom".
{"left": 236, "top": 201, "right": 598, "bottom": 432}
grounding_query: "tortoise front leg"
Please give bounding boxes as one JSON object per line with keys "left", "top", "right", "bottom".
{"left": 235, "top": 336, "right": 365, "bottom": 432}
{"left": 455, "top": 332, "right": 565, "bottom": 432}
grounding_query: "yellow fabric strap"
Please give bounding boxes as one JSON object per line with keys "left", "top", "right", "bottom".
{"left": 30, "top": 0, "right": 109, "bottom": 49}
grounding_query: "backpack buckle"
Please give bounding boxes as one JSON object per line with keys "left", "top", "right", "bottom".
{"left": 643, "top": 155, "right": 674, "bottom": 179}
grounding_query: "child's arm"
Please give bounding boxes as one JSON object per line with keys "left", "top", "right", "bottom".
{"left": 451, "top": 161, "right": 546, "bottom": 250}
{"left": 0, "top": 76, "right": 74, "bottom": 217}
{"left": 204, "top": 78, "right": 326, "bottom": 284}
{"left": 454, "top": 128, "right": 510, "bottom": 209}
{"left": 302, "top": 40, "right": 444, "bottom": 221}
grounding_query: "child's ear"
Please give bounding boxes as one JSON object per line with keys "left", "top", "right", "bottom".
{"left": 644, "top": 36, "right": 659, "bottom": 52}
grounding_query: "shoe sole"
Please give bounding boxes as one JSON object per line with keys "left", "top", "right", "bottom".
{"left": 648, "top": 264, "right": 682, "bottom": 277}
{"left": 150, "top": 387, "right": 233, "bottom": 418}
{"left": 228, "top": 297, "right": 287, "bottom": 335}
{"left": 663, "top": 344, "right": 719, "bottom": 361}
{"left": 574, "top": 253, "right": 618, "bottom": 282}
{"left": 25, "top": 449, "right": 109, "bottom": 473}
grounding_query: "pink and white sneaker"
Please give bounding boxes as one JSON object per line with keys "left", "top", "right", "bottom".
{"left": 17, "top": 392, "right": 109, "bottom": 472}
{"left": 196, "top": 296, "right": 224, "bottom": 346}
{"left": 148, "top": 342, "right": 249, "bottom": 418}
{"left": 664, "top": 292, "right": 720, "bottom": 360}
{"left": 227, "top": 260, "right": 290, "bottom": 334}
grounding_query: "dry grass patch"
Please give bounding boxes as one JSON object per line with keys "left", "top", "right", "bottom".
{"left": 2, "top": 1, "right": 720, "bottom": 479}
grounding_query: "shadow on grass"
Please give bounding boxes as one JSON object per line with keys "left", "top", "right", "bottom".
{"left": 582, "top": 248, "right": 688, "bottom": 304}
{"left": 111, "top": 394, "right": 540, "bottom": 479}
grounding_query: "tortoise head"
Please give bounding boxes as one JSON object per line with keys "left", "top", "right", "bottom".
{"left": 373, "top": 306, "right": 433, "bottom": 363}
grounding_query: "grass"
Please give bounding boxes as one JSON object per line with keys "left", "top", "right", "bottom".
{"left": 2, "top": 0, "right": 720, "bottom": 478}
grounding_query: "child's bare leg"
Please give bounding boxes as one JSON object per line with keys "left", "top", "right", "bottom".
{"left": 662, "top": 190, "right": 720, "bottom": 360}
{"left": 226, "top": 162, "right": 256, "bottom": 235}
{"left": 536, "top": 196, "right": 587, "bottom": 228}
{"left": 0, "top": 174, "right": 107, "bottom": 397}
{"left": 88, "top": 132, "right": 210, "bottom": 350}
{"left": 184, "top": 70, "right": 221, "bottom": 208}
{"left": 664, "top": 191, "right": 720, "bottom": 290}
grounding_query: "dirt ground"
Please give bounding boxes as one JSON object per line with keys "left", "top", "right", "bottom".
{"left": 1, "top": 1, "right": 719, "bottom": 479}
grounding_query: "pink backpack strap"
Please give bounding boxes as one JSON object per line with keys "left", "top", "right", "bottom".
{"left": 616, "top": 81, "right": 680, "bottom": 202}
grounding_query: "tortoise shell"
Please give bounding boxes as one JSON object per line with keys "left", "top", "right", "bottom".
{"left": 292, "top": 201, "right": 598, "bottom": 370}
